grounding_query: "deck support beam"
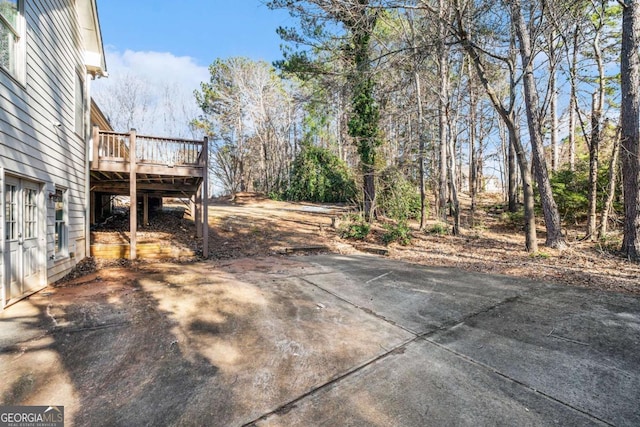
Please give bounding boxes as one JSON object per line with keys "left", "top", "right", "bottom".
{"left": 202, "top": 136, "right": 209, "bottom": 258}
{"left": 129, "top": 129, "right": 137, "bottom": 260}
{"left": 195, "top": 190, "right": 202, "bottom": 238}
{"left": 143, "top": 194, "right": 149, "bottom": 226}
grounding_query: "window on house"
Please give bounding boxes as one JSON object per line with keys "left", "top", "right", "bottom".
{"left": 23, "top": 187, "right": 38, "bottom": 239}
{"left": 5, "top": 183, "right": 17, "bottom": 241}
{"left": 75, "top": 72, "right": 84, "bottom": 136}
{"left": 54, "top": 188, "right": 67, "bottom": 257}
{"left": 0, "top": 0, "right": 22, "bottom": 78}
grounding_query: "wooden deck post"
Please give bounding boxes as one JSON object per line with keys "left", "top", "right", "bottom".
{"left": 92, "top": 125, "right": 100, "bottom": 167}
{"left": 202, "top": 136, "right": 209, "bottom": 258}
{"left": 90, "top": 191, "right": 96, "bottom": 225}
{"left": 195, "top": 189, "right": 202, "bottom": 238}
{"left": 143, "top": 194, "right": 149, "bottom": 226}
{"left": 129, "top": 129, "right": 137, "bottom": 260}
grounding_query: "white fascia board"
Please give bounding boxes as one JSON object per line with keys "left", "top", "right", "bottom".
{"left": 78, "top": 0, "right": 107, "bottom": 76}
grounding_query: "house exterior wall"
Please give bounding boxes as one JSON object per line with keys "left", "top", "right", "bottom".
{"left": 1, "top": 0, "right": 96, "bottom": 306}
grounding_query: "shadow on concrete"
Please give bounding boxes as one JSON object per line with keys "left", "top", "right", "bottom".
{"left": 0, "top": 271, "right": 227, "bottom": 426}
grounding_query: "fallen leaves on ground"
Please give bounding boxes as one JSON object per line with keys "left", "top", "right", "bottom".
{"left": 78, "top": 192, "right": 639, "bottom": 296}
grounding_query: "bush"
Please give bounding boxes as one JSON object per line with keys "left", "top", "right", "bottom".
{"left": 427, "top": 222, "right": 449, "bottom": 236}
{"left": 382, "top": 222, "right": 412, "bottom": 246}
{"left": 338, "top": 215, "right": 371, "bottom": 240}
{"left": 550, "top": 160, "right": 622, "bottom": 224}
{"left": 268, "top": 191, "right": 283, "bottom": 201}
{"left": 286, "top": 144, "right": 357, "bottom": 203}
{"left": 550, "top": 169, "right": 589, "bottom": 222}
{"left": 377, "top": 167, "right": 421, "bottom": 221}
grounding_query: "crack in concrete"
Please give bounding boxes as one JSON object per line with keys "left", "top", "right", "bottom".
{"left": 242, "top": 336, "right": 420, "bottom": 427}
{"left": 421, "top": 339, "right": 613, "bottom": 426}
{"left": 298, "top": 276, "right": 420, "bottom": 336}
{"left": 247, "top": 275, "right": 612, "bottom": 426}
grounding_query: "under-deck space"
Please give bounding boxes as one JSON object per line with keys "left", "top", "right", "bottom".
{"left": 90, "top": 128, "right": 209, "bottom": 258}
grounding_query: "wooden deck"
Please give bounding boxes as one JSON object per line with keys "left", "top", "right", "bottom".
{"left": 91, "top": 130, "right": 206, "bottom": 193}
{"left": 90, "top": 127, "right": 209, "bottom": 258}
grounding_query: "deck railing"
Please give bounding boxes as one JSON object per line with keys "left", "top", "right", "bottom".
{"left": 93, "top": 128, "right": 206, "bottom": 168}
{"left": 96, "top": 131, "right": 130, "bottom": 161}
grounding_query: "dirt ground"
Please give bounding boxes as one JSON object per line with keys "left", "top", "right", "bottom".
{"left": 87, "top": 192, "right": 640, "bottom": 296}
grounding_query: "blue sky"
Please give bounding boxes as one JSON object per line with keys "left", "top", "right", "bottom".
{"left": 93, "top": 1, "right": 294, "bottom": 136}
{"left": 98, "top": 1, "right": 292, "bottom": 66}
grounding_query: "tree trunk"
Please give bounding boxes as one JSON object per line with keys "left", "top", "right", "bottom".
{"left": 418, "top": 96, "right": 427, "bottom": 230}
{"left": 511, "top": 0, "right": 566, "bottom": 249}
{"left": 569, "top": 26, "right": 579, "bottom": 172}
{"left": 549, "top": 29, "right": 560, "bottom": 172}
{"left": 587, "top": 94, "right": 601, "bottom": 240}
{"left": 455, "top": 5, "right": 537, "bottom": 252}
{"left": 449, "top": 135, "right": 460, "bottom": 235}
{"left": 410, "top": 14, "right": 427, "bottom": 230}
{"left": 620, "top": 0, "right": 640, "bottom": 260}
{"left": 346, "top": 5, "right": 379, "bottom": 221}
{"left": 587, "top": 6, "right": 607, "bottom": 241}
{"left": 469, "top": 60, "right": 478, "bottom": 227}
{"left": 509, "top": 123, "right": 538, "bottom": 253}
{"left": 438, "top": 0, "right": 449, "bottom": 223}
{"left": 508, "top": 132, "right": 518, "bottom": 212}
{"left": 599, "top": 130, "right": 620, "bottom": 239}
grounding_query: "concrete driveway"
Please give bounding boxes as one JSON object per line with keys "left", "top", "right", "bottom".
{"left": 0, "top": 254, "right": 638, "bottom": 426}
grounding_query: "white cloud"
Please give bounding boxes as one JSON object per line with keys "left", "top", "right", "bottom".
{"left": 104, "top": 49, "right": 209, "bottom": 91}
{"left": 92, "top": 48, "right": 210, "bottom": 138}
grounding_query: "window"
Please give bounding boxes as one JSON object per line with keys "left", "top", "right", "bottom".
{"left": 54, "top": 189, "right": 67, "bottom": 256}
{"left": 75, "top": 72, "right": 84, "bottom": 136}
{"left": 5, "top": 183, "right": 16, "bottom": 240}
{"left": 23, "top": 187, "right": 37, "bottom": 239}
{"left": 0, "top": 0, "right": 22, "bottom": 78}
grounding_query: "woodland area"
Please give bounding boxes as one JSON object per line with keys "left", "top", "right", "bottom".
{"left": 97, "top": 0, "right": 640, "bottom": 262}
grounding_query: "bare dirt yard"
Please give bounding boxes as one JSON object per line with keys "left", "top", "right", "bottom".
{"left": 87, "top": 192, "right": 640, "bottom": 296}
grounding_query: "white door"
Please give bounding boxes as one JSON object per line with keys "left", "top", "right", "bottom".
{"left": 4, "top": 177, "right": 43, "bottom": 305}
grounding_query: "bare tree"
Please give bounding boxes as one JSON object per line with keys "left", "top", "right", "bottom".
{"left": 510, "top": 0, "right": 566, "bottom": 249}
{"left": 437, "top": 0, "right": 450, "bottom": 222}
{"left": 445, "top": 0, "right": 539, "bottom": 252}
{"left": 599, "top": 124, "right": 621, "bottom": 239}
{"left": 94, "top": 72, "right": 154, "bottom": 132}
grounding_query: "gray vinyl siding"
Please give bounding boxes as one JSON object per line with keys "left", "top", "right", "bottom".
{"left": 1, "top": 0, "right": 89, "bottom": 285}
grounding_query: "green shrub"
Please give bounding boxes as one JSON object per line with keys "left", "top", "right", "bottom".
{"left": 427, "top": 222, "right": 449, "bottom": 236}
{"left": 268, "top": 191, "right": 283, "bottom": 201}
{"left": 286, "top": 144, "right": 356, "bottom": 203}
{"left": 377, "top": 167, "right": 421, "bottom": 221}
{"left": 550, "top": 160, "right": 622, "bottom": 224}
{"left": 550, "top": 169, "right": 589, "bottom": 222}
{"left": 598, "top": 234, "right": 622, "bottom": 253}
{"left": 382, "top": 222, "right": 412, "bottom": 246}
{"left": 338, "top": 215, "right": 371, "bottom": 240}
{"left": 530, "top": 251, "right": 550, "bottom": 259}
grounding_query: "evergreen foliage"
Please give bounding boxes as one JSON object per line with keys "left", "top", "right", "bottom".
{"left": 338, "top": 214, "right": 371, "bottom": 240}
{"left": 550, "top": 159, "right": 621, "bottom": 223}
{"left": 286, "top": 144, "right": 356, "bottom": 203}
{"left": 550, "top": 168, "right": 590, "bottom": 223}
{"left": 377, "top": 167, "right": 421, "bottom": 221}
{"left": 382, "top": 222, "right": 412, "bottom": 245}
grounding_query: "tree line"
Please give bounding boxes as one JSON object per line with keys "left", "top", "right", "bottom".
{"left": 100, "top": 0, "right": 640, "bottom": 261}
